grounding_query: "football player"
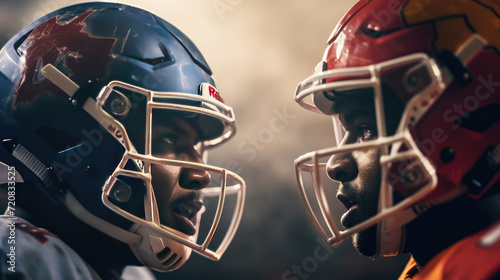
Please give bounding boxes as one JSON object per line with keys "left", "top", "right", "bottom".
{"left": 0, "top": 2, "right": 245, "bottom": 279}
{"left": 294, "top": 0, "right": 500, "bottom": 279}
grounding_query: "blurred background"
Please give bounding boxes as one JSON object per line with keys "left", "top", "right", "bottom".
{"left": 0, "top": 0, "right": 411, "bottom": 279}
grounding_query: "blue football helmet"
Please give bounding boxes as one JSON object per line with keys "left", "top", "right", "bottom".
{"left": 0, "top": 2, "right": 245, "bottom": 272}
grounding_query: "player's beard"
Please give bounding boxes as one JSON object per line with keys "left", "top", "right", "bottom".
{"left": 352, "top": 225, "right": 377, "bottom": 257}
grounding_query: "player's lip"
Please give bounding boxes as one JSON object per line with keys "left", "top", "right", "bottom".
{"left": 337, "top": 192, "right": 358, "bottom": 229}
{"left": 172, "top": 196, "right": 204, "bottom": 236}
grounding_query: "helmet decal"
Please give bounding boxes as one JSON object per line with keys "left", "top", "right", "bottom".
{"left": 14, "top": 10, "right": 116, "bottom": 107}
{"left": 404, "top": 0, "right": 500, "bottom": 54}
{"left": 199, "top": 83, "right": 225, "bottom": 104}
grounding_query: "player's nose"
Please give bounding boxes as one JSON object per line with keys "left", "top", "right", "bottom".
{"left": 326, "top": 153, "right": 357, "bottom": 182}
{"left": 178, "top": 150, "right": 210, "bottom": 190}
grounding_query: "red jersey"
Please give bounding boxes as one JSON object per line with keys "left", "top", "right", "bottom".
{"left": 398, "top": 221, "right": 500, "bottom": 280}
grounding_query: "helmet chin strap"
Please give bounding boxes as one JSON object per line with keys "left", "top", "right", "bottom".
{"left": 65, "top": 192, "right": 191, "bottom": 272}
{"left": 376, "top": 207, "right": 416, "bottom": 256}
{"left": 376, "top": 181, "right": 470, "bottom": 257}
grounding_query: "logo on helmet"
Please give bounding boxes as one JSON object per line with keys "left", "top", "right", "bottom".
{"left": 199, "top": 83, "right": 224, "bottom": 104}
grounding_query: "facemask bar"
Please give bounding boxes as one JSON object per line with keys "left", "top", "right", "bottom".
{"left": 86, "top": 80, "right": 245, "bottom": 261}
{"left": 295, "top": 131, "right": 437, "bottom": 246}
{"left": 294, "top": 53, "right": 445, "bottom": 249}
{"left": 97, "top": 81, "right": 237, "bottom": 149}
{"left": 103, "top": 155, "right": 245, "bottom": 260}
{"left": 332, "top": 116, "right": 345, "bottom": 148}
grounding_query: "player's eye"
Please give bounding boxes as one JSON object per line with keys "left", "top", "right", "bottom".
{"left": 152, "top": 134, "right": 178, "bottom": 156}
{"left": 161, "top": 135, "right": 177, "bottom": 146}
{"left": 357, "top": 126, "right": 377, "bottom": 142}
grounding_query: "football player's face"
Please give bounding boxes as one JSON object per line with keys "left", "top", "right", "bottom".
{"left": 325, "top": 97, "right": 381, "bottom": 256}
{"left": 150, "top": 116, "right": 209, "bottom": 236}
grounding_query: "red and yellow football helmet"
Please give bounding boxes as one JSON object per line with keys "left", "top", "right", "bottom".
{"left": 295, "top": 0, "right": 500, "bottom": 256}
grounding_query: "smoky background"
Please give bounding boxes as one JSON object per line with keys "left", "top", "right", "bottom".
{"left": 0, "top": 0, "right": 410, "bottom": 279}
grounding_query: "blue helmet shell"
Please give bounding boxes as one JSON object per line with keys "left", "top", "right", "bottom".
{"left": 0, "top": 2, "right": 223, "bottom": 229}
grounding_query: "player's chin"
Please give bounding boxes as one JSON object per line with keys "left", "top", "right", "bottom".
{"left": 352, "top": 226, "right": 377, "bottom": 257}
